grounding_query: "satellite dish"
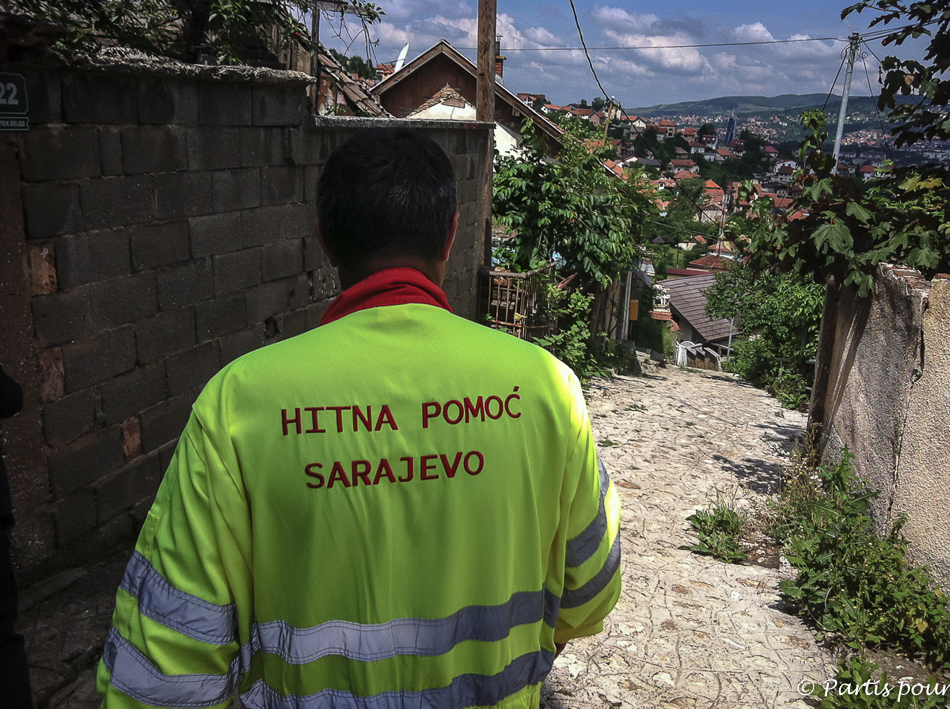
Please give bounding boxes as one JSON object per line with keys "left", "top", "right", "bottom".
{"left": 394, "top": 43, "right": 410, "bottom": 72}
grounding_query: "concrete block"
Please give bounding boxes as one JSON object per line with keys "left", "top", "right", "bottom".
{"left": 89, "top": 272, "right": 158, "bottom": 330}
{"left": 19, "top": 126, "right": 100, "bottom": 181}
{"left": 99, "top": 127, "right": 123, "bottom": 176}
{"left": 219, "top": 325, "right": 264, "bottom": 365}
{"left": 121, "top": 126, "right": 188, "bottom": 175}
{"left": 288, "top": 127, "right": 321, "bottom": 165}
{"left": 62, "top": 71, "right": 138, "bottom": 124}
{"left": 213, "top": 248, "right": 261, "bottom": 296}
{"left": 154, "top": 171, "right": 213, "bottom": 221}
{"left": 189, "top": 212, "right": 243, "bottom": 257}
{"left": 136, "top": 307, "right": 196, "bottom": 363}
{"left": 97, "top": 455, "right": 162, "bottom": 522}
{"left": 122, "top": 417, "right": 141, "bottom": 460}
{"left": 240, "top": 127, "right": 287, "bottom": 167}
{"left": 38, "top": 348, "right": 65, "bottom": 403}
{"left": 21, "top": 182, "right": 82, "bottom": 239}
{"left": 304, "top": 300, "right": 331, "bottom": 330}
{"left": 280, "top": 201, "right": 315, "bottom": 240}
{"left": 304, "top": 165, "right": 319, "bottom": 202}
{"left": 137, "top": 77, "right": 200, "bottom": 125}
{"left": 42, "top": 388, "right": 96, "bottom": 447}
{"left": 304, "top": 235, "right": 330, "bottom": 272}
{"left": 79, "top": 176, "right": 153, "bottom": 231}
{"left": 56, "top": 228, "right": 131, "bottom": 290}
{"left": 62, "top": 325, "right": 137, "bottom": 392}
{"left": 288, "top": 272, "right": 309, "bottom": 310}
{"left": 55, "top": 488, "right": 98, "bottom": 545}
{"left": 21, "top": 67, "right": 62, "bottom": 125}
{"left": 101, "top": 363, "right": 167, "bottom": 426}
{"left": 261, "top": 165, "right": 304, "bottom": 206}
{"left": 48, "top": 427, "right": 125, "bottom": 497}
{"left": 262, "top": 239, "right": 303, "bottom": 282}
{"left": 212, "top": 168, "right": 261, "bottom": 212}
{"left": 130, "top": 221, "right": 190, "bottom": 271}
{"left": 28, "top": 243, "right": 57, "bottom": 295}
{"left": 196, "top": 293, "right": 247, "bottom": 341}
{"left": 140, "top": 390, "right": 199, "bottom": 454}
{"left": 186, "top": 126, "right": 242, "bottom": 171}
{"left": 310, "top": 264, "right": 340, "bottom": 301}
{"left": 166, "top": 342, "right": 219, "bottom": 396}
{"left": 252, "top": 85, "right": 307, "bottom": 126}
{"left": 156, "top": 259, "right": 214, "bottom": 312}
{"left": 241, "top": 205, "right": 284, "bottom": 248}
{"left": 199, "top": 82, "right": 253, "bottom": 126}
{"left": 281, "top": 309, "right": 307, "bottom": 340}
{"left": 31, "top": 288, "right": 92, "bottom": 348}
{"left": 245, "top": 280, "right": 288, "bottom": 323}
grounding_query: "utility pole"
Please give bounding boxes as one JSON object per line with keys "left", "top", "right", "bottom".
{"left": 311, "top": 2, "right": 321, "bottom": 113}
{"left": 476, "top": 0, "right": 496, "bottom": 122}
{"left": 476, "top": 0, "right": 496, "bottom": 268}
{"left": 832, "top": 33, "right": 861, "bottom": 169}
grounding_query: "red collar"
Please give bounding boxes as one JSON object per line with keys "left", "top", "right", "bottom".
{"left": 319, "top": 268, "right": 453, "bottom": 326}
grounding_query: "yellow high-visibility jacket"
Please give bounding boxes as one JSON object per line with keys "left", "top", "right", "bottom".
{"left": 98, "top": 295, "right": 621, "bottom": 708}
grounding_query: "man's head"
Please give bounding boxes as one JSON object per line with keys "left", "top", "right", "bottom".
{"left": 316, "top": 127, "right": 459, "bottom": 286}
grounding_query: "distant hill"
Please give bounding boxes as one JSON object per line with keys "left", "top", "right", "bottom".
{"left": 623, "top": 93, "right": 907, "bottom": 144}
{"left": 624, "top": 93, "right": 899, "bottom": 117}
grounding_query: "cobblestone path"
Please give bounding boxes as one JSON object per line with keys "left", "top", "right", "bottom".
{"left": 542, "top": 365, "right": 835, "bottom": 709}
{"left": 23, "top": 365, "right": 836, "bottom": 708}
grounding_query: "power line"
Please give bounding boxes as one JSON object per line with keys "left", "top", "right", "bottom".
{"left": 463, "top": 37, "right": 846, "bottom": 52}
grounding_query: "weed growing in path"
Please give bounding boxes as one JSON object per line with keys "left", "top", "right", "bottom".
{"left": 684, "top": 489, "right": 748, "bottom": 564}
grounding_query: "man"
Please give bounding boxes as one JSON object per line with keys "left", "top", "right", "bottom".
{"left": 98, "top": 127, "right": 621, "bottom": 708}
{"left": 1, "top": 363, "right": 32, "bottom": 708}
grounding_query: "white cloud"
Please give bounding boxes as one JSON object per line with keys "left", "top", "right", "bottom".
{"left": 591, "top": 6, "right": 660, "bottom": 33}
{"left": 732, "top": 22, "right": 775, "bottom": 43}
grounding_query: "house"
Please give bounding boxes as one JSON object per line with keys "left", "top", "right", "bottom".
{"left": 688, "top": 254, "right": 733, "bottom": 272}
{"left": 665, "top": 267, "right": 712, "bottom": 279}
{"left": 663, "top": 274, "right": 735, "bottom": 353}
{"left": 669, "top": 159, "right": 699, "bottom": 174}
{"left": 370, "top": 40, "right": 563, "bottom": 156}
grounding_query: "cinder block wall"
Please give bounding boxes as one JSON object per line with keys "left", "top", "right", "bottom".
{"left": 0, "top": 59, "right": 491, "bottom": 582}
{"left": 817, "top": 264, "right": 950, "bottom": 589}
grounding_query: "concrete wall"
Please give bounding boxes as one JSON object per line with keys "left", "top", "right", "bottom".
{"left": 817, "top": 264, "right": 950, "bottom": 588}
{"left": 0, "top": 57, "right": 491, "bottom": 582}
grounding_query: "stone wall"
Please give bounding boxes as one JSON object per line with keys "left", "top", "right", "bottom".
{"left": 816, "top": 264, "right": 950, "bottom": 588}
{"left": 0, "top": 57, "right": 491, "bottom": 582}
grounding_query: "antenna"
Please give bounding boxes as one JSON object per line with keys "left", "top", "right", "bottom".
{"left": 394, "top": 43, "right": 410, "bottom": 73}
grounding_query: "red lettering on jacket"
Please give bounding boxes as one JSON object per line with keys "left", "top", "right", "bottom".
{"left": 420, "top": 454, "right": 439, "bottom": 480}
{"left": 375, "top": 405, "right": 398, "bottom": 431}
{"left": 305, "top": 407, "right": 326, "bottom": 433}
{"left": 305, "top": 463, "right": 325, "bottom": 488}
{"left": 327, "top": 462, "right": 350, "bottom": 488}
{"left": 440, "top": 452, "right": 463, "bottom": 478}
{"left": 282, "top": 408, "right": 302, "bottom": 436}
{"left": 374, "top": 459, "right": 396, "bottom": 485}
{"left": 351, "top": 460, "right": 372, "bottom": 486}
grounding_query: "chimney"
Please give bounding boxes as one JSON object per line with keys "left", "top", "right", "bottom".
{"left": 494, "top": 37, "right": 506, "bottom": 85}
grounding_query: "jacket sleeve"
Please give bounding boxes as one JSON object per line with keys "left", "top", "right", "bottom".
{"left": 554, "top": 375, "right": 622, "bottom": 643}
{"left": 97, "top": 407, "right": 253, "bottom": 709}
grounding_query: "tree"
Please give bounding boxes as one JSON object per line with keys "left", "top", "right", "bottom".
{"left": 843, "top": 0, "right": 950, "bottom": 146}
{"left": 493, "top": 121, "right": 650, "bottom": 289}
{"left": 698, "top": 123, "right": 717, "bottom": 137}
{"left": 705, "top": 263, "right": 825, "bottom": 409}
{"left": 8, "top": 0, "right": 383, "bottom": 65}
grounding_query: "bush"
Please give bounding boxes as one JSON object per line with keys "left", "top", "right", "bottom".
{"left": 778, "top": 451, "right": 950, "bottom": 670}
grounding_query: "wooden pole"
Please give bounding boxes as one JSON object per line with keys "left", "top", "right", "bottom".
{"left": 477, "top": 0, "right": 496, "bottom": 269}
{"left": 476, "top": 0, "right": 496, "bottom": 122}
{"left": 310, "top": 2, "right": 321, "bottom": 113}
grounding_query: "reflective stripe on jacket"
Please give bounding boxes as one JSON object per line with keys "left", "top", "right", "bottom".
{"left": 97, "top": 303, "right": 622, "bottom": 708}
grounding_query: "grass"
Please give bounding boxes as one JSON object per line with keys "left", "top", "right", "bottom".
{"left": 682, "top": 445, "right": 950, "bottom": 707}
{"left": 683, "top": 489, "right": 748, "bottom": 564}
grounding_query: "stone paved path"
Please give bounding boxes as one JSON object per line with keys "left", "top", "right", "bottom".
{"left": 541, "top": 364, "right": 835, "bottom": 709}
{"left": 22, "top": 365, "right": 835, "bottom": 708}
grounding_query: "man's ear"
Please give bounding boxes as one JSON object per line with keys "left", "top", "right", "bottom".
{"left": 315, "top": 223, "right": 340, "bottom": 267}
{"left": 440, "top": 212, "right": 459, "bottom": 263}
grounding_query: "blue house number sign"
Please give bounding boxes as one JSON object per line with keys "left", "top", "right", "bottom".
{"left": 0, "top": 74, "right": 29, "bottom": 132}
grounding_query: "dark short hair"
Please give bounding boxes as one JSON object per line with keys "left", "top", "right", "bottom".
{"left": 316, "top": 127, "right": 458, "bottom": 270}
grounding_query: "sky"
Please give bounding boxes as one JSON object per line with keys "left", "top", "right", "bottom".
{"left": 319, "top": 0, "right": 932, "bottom": 110}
